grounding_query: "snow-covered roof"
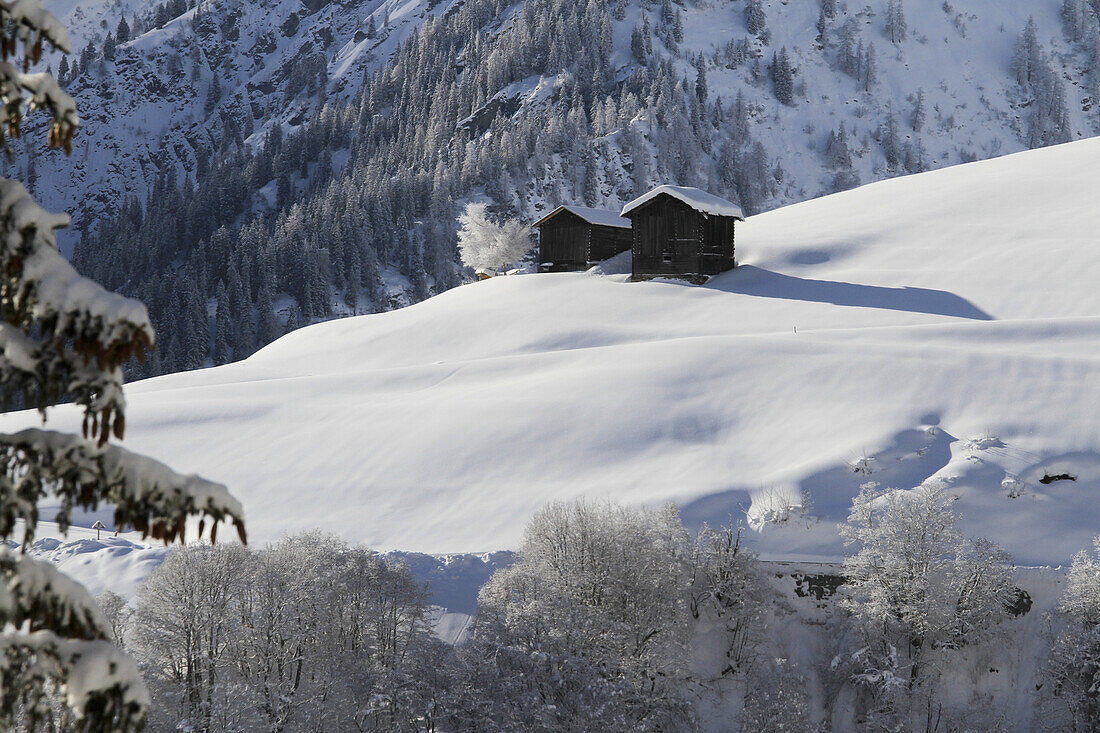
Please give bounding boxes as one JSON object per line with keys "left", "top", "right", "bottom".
{"left": 533, "top": 205, "right": 632, "bottom": 229}
{"left": 621, "top": 186, "right": 745, "bottom": 220}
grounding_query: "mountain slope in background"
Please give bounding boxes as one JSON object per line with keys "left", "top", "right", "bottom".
{"left": 21, "top": 0, "right": 1100, "bottom": 271}
{"left": 27, "top": 0, "right": 453, "bottom": 251}
{"left": 6, "top": 136, "right": 1098, "bottom": 564}
{"left": 25, "top": 0, "right": 1099, "bottom": 379}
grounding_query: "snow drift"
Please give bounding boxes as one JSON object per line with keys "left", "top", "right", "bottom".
{"left": 7, "top": 137, "right": 1100, "bottom": 563}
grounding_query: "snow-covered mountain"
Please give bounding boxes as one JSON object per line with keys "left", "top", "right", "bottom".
{"left": 25, "top": 0, "right": 1099, "bottom": 379}
{"left": 6, "top": 135, "right": 1099, "bottom": 566}
{"left": 28, "top": 0, "right": 452, "bottom": 251}
{"left": 25, "top": 0, "right": 1100, "bottom": 273}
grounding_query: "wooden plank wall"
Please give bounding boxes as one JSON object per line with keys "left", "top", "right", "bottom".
{"left": 629, "top": 193, "right": 737, "bottom": 279}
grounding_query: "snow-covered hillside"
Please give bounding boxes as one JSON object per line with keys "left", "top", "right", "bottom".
{"left": 22, "top": 0, "right": 1100, "bottom": 252}
{"left": 28, "top": 0, "right": 455, "bottom": 251}
{"left": 6, "top": 136, "right": 1099, "bottom": 564}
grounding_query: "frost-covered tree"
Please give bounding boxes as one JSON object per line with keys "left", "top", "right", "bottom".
{"left": 130, "top": 534, "right": 435, "bottom": 731}
{"left": 886, "top": 0, "right": 908, "bottom": 44}
{"left": 1013, "top": 17, "right": 1043, "bottom": 86}
{"left": 743, "top": 658, "right": 819, "bottom": 732}
{"left": 863, "top": 42, "right": 878, "bottom": 91}
{"left": 456, "top": 202, "right": 531, "bottom": 274}
{"left": 1040, "top": 536, "right": 1100, "bottom": 731}
{"left": 840, "top": 482, "right": 1014, "bottom": 729}
{"left": 689, "top": 522, "right": 771, "bottom": 674}
{"left": 911, "top": 87, "right": 926, "bottom": 132}
{"left": 96, "top": 591, "right": 131, "bottom": 646}
{"left": 882, "top": 112, "right": 902, "bottom": 171}
{"left": 0, "top": 3, "right": 244, "bottom": 729}
{"left": 131, "top": 544, "right": 249, "bottom": 731}
{"left": 744, "top": 0, "right": 767, "bottom": 37}
{"left": 1062, "top": 0, "right": 1083, "bottom": 43}
{"left": 472, "top": 500, "right": 694, "bottom": 729}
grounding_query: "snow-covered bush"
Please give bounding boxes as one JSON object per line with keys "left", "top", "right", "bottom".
{"left": 456, "top": 202, "right": 532, "bottom": 273}
{"left": 1039, "top": 536, "right": 1100, "bottom": 731}
{"left": 742, "top": 657, "right": 820, "bottom": 733}
{"left": 0, "top": 2, "right": 243, "bottom": 728}
{"left": 839, "top": 481, "right": 1015, "bottom": 729}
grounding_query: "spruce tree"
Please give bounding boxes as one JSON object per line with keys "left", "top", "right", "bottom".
{"left": 886, "top": 0, "right": 908, "bottom": 44}
{"left": 773, "top": 47, "right": 794, "bottom": 105}
{"left": 213, "top": 279, "right": 233, "bottom": 364}
{"left": 745, "top": 0, "right": 767, "bottom": 37}
{"left": 0, "top": 2, "right": 244, "bottom": 729}
{"left": 695, "top": 55, "right": 708, "bottom": 103}
{"left": 910, "top": 88, "right": 926, "bottom": 131}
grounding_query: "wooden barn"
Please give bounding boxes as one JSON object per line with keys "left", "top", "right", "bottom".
{"left": 621, "top": 185, "right": 745, "bottom": 282}
{"left": 533, "top": 205, "right": 633, "bottom": 272}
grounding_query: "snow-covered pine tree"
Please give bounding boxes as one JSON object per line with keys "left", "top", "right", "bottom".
{"left": 0, "top": 3, "right": 244, "bottom": 729}
{"left": 886, "top": 0, "right": 908, "bottom": 44}
{"left": 911, "top": 87, "right": 926, "bottom": 132}
{"left": 773, "top": 47, "right": 794, "bottom": 105}
{"left": 744, "top": 0, "right": 767, "bottom": 37}
{"left": 116, "top": 16, "right": 130, "bottom": 43}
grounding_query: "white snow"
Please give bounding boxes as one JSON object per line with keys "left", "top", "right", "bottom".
{"left": 536, "top": 205, "right": 632, "bottom": 229}
{"left": 4, "top": 138, "right": 1100, "bottom": 566}
{"left": 621, "top": 185, "right": 745, "bottom": 219}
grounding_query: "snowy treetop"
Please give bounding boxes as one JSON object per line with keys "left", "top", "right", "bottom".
{"left": 622, "top": 185, "right": 745, "bottom": 220}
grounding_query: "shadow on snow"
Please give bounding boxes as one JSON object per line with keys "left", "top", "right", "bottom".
{"left": 709, "top": 265, "right": 994, "bottom": 321}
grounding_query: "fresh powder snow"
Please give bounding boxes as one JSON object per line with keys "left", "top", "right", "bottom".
{"left": 4, "top": 137, "right": 1100, "bottom": 567}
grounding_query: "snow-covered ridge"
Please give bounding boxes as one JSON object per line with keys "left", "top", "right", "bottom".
{"left": 5, "top": 136, "right": 1099, "bottom": 565}
{"left": 20, "top": 0, "right": 1100, "bottom": 255}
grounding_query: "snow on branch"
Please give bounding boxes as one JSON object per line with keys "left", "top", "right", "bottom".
{"left": 0, "top": 548, "right": 112, "bottom": 641}
{"left": 0, "top": 631, "right": 147, "bottom": 731}
{"left": 2, "top": 0, "right": 71, "bottom": 55}
{"left": 0, "top": 0, "right": 76, "bottom": 153}
{"left": 0, "top": 178, "right": 153, "bottom": 442}
{"left": 0, "top": 429, "right": 246, "bottom": 548}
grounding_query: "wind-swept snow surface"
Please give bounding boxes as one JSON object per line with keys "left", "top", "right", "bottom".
{"left": 7, "top": 138, "right": 1100, "bottom": 563}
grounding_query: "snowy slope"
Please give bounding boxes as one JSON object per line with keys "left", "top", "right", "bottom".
{"left": 20, "top": 0, "right": 1100, "bottom": 254}
{"left": 28, "top": 0, "right": 456, "bottom": 252}
{"left": 5, "top": 137, "right": 1100, "bottom": 564}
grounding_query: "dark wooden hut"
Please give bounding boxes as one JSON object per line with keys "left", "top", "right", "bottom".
{"left": 533, "top": 206, "right": 633, "bottom": 272}
{"left": 621, "top": 186, "right": 745, "bottom": 282}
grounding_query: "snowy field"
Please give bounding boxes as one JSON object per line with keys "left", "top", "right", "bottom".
{"left": 5, "top": 137, "right": 1100, "bottom": 566}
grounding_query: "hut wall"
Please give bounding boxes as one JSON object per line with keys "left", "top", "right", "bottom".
{"left": 538, "top": 213, "right": 591, "bottom": 271}
{"left": 629, "top": 193, "right": 738, "bottom": 280}
{"left": 699, "top": 214, "right": 736, "bottom": 274}
{"left": 630, "top": 196, "right": 706, "bottom": 277}
{"left": 589, "top": 225, "right": 634, "bottom": 262}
